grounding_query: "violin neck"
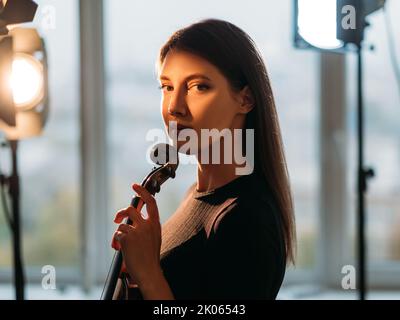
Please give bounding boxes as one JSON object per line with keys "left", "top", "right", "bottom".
{"left": 101, "top": 250, "right": 123, "bottom": 300}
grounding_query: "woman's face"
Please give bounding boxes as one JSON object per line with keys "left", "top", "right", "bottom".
{"left": 158, "top": 50, "right": 253, "bottom": 153}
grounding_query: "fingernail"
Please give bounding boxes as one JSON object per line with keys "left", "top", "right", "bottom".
{"left": 114, "top": 214, "right": 120, "bottom": 223}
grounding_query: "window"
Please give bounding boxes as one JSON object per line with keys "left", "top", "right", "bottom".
{"left": 2, "top": 0, "right": 398, "bottom": 300}
{"left": 104, "top": 0, "right": 319, "bottom": 280}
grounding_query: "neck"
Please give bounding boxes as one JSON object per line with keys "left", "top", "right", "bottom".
{"left": 195, "top": 136, "right": 245, "bottom": 192}
{"left": 196, "top": 162, "right": 240, "bottom": 192}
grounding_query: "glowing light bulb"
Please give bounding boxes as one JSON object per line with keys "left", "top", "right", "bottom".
{"left": 298, "top": 0, "right": 343, "bottom": 50}
{"left": 10, "top": 53, "right": 44, "bottom": 109}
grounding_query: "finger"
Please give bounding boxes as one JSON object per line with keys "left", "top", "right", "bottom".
{"left": 111, "top": 231, "right": 125, "bottom": 250}
{"left": 136, "top": 198, "right": 145, "bottom": 212}
{"left": 113, "top": 183, "right": 146, "bottom": 224}
{"left": 117, "top": 223, "right": 132, "bottom": 233}
{"left": 112, "top": 223, "right": 134, "bottom": 249}
{"left": 132, "top": 183, "right": 160, "bottom": 222}
{"left": 111, "top": 237, "right": 119, "bottom": 250}
{"left": 114, "top": 208, "right": 129, "bottom": 224}
{"left": 111, "top": 231, "right": 118, "bottom": 250}
{"left": 114, "top": 206, "right": 144, "bottom": 224}
{"left": 125, "top": 206, "right": 145, "bottom": 225}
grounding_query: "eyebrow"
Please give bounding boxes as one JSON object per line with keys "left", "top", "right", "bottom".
{"left": 159, "top": 73, "right": 212, "bottom": 82}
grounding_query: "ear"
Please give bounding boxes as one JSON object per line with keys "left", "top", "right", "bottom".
{"left": 238, "top": 85, "right": 254, "bottom": 114}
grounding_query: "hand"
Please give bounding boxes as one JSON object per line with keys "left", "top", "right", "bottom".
{"left": 111, "top": 183, "right": 162, "bottom": 288}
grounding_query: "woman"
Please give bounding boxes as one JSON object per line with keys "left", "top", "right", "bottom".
{"left": 112, "top": 18, "right": 296, "bottom": 300}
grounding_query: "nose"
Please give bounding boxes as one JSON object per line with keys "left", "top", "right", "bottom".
{"left": 167, "top": 89, "right": 188, "bottom": 117}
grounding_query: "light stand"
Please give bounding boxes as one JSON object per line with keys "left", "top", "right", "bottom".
{"left": 0, "top": 0, "right": 46, "bottom": 301}
{"left": 10, "top": 140, "right": 24, "bottom": 300}
{"left": 355, "top": 43, "right": 375, "bottom": 301}
{"left": 0, "top": 34, "right": 26, "bottom": 300}
{"left": 336, "top": 0, "right": 386, "bottom": 300}
{"left": 2, "top": 140, "right": 25, "bottom": 300}
{"left": 294, "top": 0, "right": 386, "bottom": 300}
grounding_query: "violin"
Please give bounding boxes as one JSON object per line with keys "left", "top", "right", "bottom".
{"left": 101, "top": 143, "right": 179, "bottom": 300}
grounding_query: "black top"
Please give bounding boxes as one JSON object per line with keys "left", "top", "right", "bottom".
{"left": 159, "top": 171, "right": 286, "bottom": 300}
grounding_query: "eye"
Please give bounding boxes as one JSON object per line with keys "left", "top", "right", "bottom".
{"left": 190, "top": 84, "right": 210, "bottom": 92}
{"left": 158, "top": 84, "right": 173, "bottom": 92}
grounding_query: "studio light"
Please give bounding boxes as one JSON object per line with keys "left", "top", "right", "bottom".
{"left": 0, "top": 0, "right": 41, "bottom": 301}
{"left": 296, "top": 0, "right": 343, "bottom": 50}
{"left": 0, "top": 27, "right": 48, "bottom": 140}
{"left": 293, "top": 0, "right": 387, "bottom": 301}
{"left": 294, "top": 0, "right": 386, "bottom": 51}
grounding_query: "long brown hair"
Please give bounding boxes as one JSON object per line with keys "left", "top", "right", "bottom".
{"left": 156, "top": 18, "right": 296, "bottom": 265}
